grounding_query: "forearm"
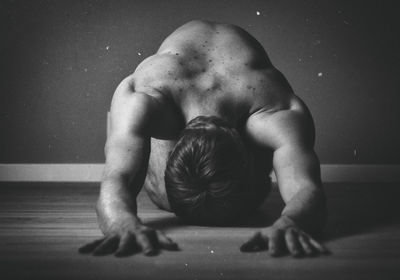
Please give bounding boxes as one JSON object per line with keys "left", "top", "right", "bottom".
{"left": 96, "top": 137, "right": 150, "bottom": 233}
{"left": 273, "top": 146, "right": 327, "bottom": 234}
{"left": 98, "top": 177, "right": 138, "bottom": 214}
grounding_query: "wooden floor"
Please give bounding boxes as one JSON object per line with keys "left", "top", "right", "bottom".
{"left": 1, "top": 182, "right": 400, "bottom": 280}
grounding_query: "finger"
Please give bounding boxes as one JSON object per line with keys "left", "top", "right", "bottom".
{"left": 156, "top": 231, "right": 179, "bottom": 251}
{"left": 136, "top": 232, "right": 157, "bottom": 256}
{"left": 284, "top": 228, "right": 303, "bottom": 258}
{"left": 308, "top": 237, "right": 330, "bottom": 255}
{"left": 78, "top": 238, "right": 104, "bottom": 254}
{"left": 114, "top": 234, "right": 139, "bottom": 257}
{"left": 298, "top": 234, "right": 316, "bottom": 256}
{"left": 240, "top": 232, "right": 266, "bottom": 252}
{"left": 268, "top": 229, "right": 283, "bottom": 257}
{"left": 92, "top": 236, "right": 119, "bottom": 256}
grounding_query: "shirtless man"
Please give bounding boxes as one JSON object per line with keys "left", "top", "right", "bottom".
{"left": 79, "top": 20, "right": 328, "bottom": 258}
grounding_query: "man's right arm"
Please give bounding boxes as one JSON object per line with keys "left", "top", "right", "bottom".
{"left": 79, "top": 79, "right": 178, "bottom": 256}
{"left": 98, "top": 80, "right": 153, "bottom": 232}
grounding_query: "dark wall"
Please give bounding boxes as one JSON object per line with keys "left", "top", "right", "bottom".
{"left": 1, "top": 0, "right": 399, "bottom": 164}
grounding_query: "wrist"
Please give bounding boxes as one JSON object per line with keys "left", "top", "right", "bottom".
{"left": 96, "top": 198, "right": 141, "bottom": 230}
{"left": 97, "top": 207, "right": 142, "bottom": 234}
{"left": 97, "top": 184, "right": 138, "bottom": 213}
{"left": 272, "top": 215, "right": 297, "bottom": 230}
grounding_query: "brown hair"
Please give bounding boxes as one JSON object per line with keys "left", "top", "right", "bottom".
{"left": 164, "top": 116, "right": 267, "bottom": 225}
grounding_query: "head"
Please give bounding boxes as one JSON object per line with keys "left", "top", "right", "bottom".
{"left": 164, "top": 116, "right": 267, "bottom": 225}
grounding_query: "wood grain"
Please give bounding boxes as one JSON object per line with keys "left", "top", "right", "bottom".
{"left": 1, "top": 183, "right": 400, "bottom": 280}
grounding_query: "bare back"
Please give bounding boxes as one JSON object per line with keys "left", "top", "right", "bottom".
{"left": 128, "top": 20, "right": 306, "bottom": 210}
{"left": 132, "top": 20, "right": 297, "bottom": 131}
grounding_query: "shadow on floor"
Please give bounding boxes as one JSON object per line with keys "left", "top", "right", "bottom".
{"left": 144, "top": 183, "right": 400, "bottom": 242}
{"left": 144, "top": 188, "right": 285, "bottom": 230}
{"left": 323, "top": 183, "right": 400, "bottom": 241}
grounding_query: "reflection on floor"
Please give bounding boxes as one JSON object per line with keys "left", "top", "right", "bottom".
{"left": 0, "top": 183, "right": 399, "bottom": 280}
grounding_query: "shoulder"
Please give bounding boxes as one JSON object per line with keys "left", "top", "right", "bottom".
{"left": 246, "top": 67, "right": 294, "bottom": 116}
{"left": 109, "top": 76, "right": 165, "bottom": 136}
{"left": 110, "top": 76, "right": 184, "bottom": 139}
{"left": 134, "top": 53, "right": 181, "bottom": 78}
{"left": 132, "top": 53, "right": 185, "bottom": 91}
{"left": 245, "top": 95, "right": 316, "bottom": 150}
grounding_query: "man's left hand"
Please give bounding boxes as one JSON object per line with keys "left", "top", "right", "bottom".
{"left": 240, "top": 216, "right": 329, "bottom": 257}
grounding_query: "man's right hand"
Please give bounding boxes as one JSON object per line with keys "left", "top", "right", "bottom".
{"left": 79, "top": 216, "right": 179, "bottom": 257}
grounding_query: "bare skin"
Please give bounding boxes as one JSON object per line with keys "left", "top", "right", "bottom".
{"left": 79, "top": 20, "right": 328, "bottom": 257}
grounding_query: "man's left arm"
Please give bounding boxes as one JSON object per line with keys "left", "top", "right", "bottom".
{"left": 241, "top": 99, "right": 328, "bottom": 257}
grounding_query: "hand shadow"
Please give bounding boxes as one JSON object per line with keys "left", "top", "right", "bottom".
{"left": 323, "top": 182, "right": 400, "bottom": 241}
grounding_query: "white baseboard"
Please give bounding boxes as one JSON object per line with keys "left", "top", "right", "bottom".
{"left": 0, "top": 164, "right": 104, "bottom": 183}
{"left": 0, "top": 164, "right": 399, "bottom": 183}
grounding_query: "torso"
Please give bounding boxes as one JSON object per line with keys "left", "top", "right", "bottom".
{"left": 130, "top": 20, "right": 296, "bottom": 210}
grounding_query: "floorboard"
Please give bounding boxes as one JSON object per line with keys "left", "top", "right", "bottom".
{"left": 1, "top": 182, "right": 400, "bottom": 280}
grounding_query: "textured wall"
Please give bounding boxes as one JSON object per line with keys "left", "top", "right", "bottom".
{"left": 1, "top": 0, "right": 399, "bottom": 164}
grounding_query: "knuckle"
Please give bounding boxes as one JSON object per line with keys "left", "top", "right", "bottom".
{"left": 260, "top": 228, "right": 272, "bottom": 236}
{"left": 286, "top": 227, "right": 298, "bottom": 236}
{"left": 156, "top": 230, "right": 167, "bottom": 239}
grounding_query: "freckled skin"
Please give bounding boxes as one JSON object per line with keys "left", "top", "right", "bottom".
{"left": 82, "top": 20, "right": 328, "bottom": 258}
{"left": 132, "top": 21, "right": 295, "bottom": 127}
